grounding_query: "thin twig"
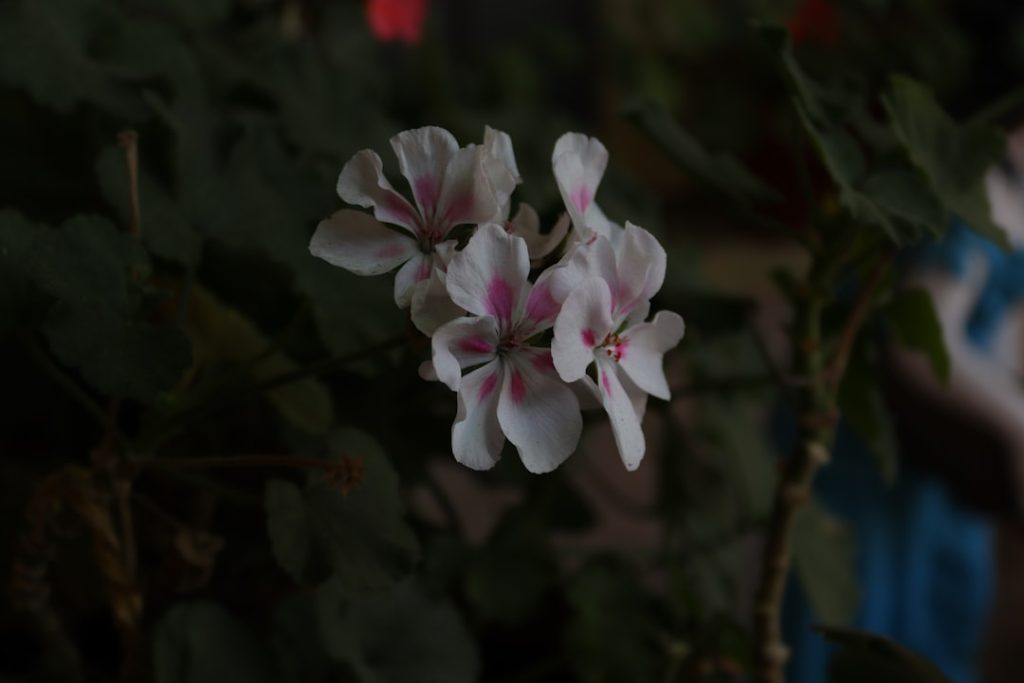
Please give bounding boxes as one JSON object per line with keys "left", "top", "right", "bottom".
{"left": 826, "top": 252, "right": 892, "bottom": 387}
{"left": 116, "top": 131, "right": 141, "bottom": 239}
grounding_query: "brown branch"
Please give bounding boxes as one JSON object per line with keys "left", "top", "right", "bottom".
{"left": 826, "top": 252, "right": 893, "bottom": 387}
{"left": 116, "top": 131, "right": 141, "bottom": 239}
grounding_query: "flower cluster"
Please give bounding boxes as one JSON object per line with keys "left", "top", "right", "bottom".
{"left": 310, "top": 127, "right": 685, "bottom": 473}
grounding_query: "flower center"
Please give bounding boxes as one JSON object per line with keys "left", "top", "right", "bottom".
{"left": 600, "top": 333, "right": 627, "bottom": 362}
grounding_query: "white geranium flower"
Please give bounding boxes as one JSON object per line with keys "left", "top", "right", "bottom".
{"left": 431, "top": 223, "right": 582, "bottom": 473}
{"left": 309, "top": 126, "right": 516, "bottom": 308}
{"left": 552, "top": 223, "right": 685, "bottom": 470}
{"left": 552, "top": 132, "right": 623, "bottom": 247}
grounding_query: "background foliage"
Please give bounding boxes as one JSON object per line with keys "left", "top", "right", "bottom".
{"left": 2, "top": 0, "right": 1024, "bottom": 681}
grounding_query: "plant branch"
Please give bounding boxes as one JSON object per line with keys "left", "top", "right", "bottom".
{"left": 826, "top": 252, "right": 892, "bottom": 387}
{"left": 116, "top": 131, "right": 141, "bottom": 239}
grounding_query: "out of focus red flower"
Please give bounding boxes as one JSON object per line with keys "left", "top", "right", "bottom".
{"left": 787, "top": 0, "right": 840, "bottom": 46}
{"left": 366, "top": 0, "right": 429, "bottom": 45}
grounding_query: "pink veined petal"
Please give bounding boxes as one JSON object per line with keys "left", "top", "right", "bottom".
{"left": 509, "top": 204, "right": 569, "bottom": 261}
{"left": 410, "top": 267, "right": 466, "bottom": 336}
{"left": 497, "top": 349, "right": 582, "bottom": 473}
{"left": 452, "top": 359, "right": 506, "bottom": 471}
{"left": 445, "top": 223, "right": 529, "bottom": 332}
{"left": 617, "top": 310, "right": 685, "bottom": 400}
{"left": 435, "top": 144, "right": 504, "bottom": 231}
{"left": 596, "top": 357, "right": 646, "bottom": 471}
{"left": 336, "top": 150, "right": 419, "bottom": 233}
{"left": 552, "top": 132, "right": 609, "bottom": 236}
{"left": 615, "top": 222, "right": 667, "bottom": 316}
{"left": 393, "top": 252, "right": 434, "bottom": 308}
{"left": 431, "top": 316, "right": 500, "bottom": 391}
{"left": 551, "top": 276, "right": 614, "bottom": 382}
{"left": 391, "top": 127, "right": 460, "bottom": 220}
{"left": 309, "top": 209, "right": 418, "bottom": 276}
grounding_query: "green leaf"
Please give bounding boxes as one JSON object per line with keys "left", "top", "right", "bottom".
{"left": 95, "top": 146, "right": 203, "bottom": 268}
{"left": 817, "top": 626, "right": 954, "bottom": 683}
{"left": 0, "top": 211, "right": 192, "bottom": 400}
{"left": 185, "top": 285, "right": 333, "bottom": 434}
{"left": 315, "top": 578, "right": 479, "bottom": 683}
{"left": 882, "top": 76, "right": 1008, "bottom": 248}
{"left": 566, "top": 559, "right": 661, "bottom": 683}
{"left": 154, "top": 602, "right": 276, "bottom": 683}
{"left": 838, "top": 340, "right": 899, "bottom": 483}
{"left": 793, "top": 502, "right": 859, "bottom": 625}
{"left": 624, "top": 98, "right": 780, "bottom": 204}
{"left": 883, "top": 288, "right": 950, "bottom": 383}
{"left": 265, "top": 428, "right": 419, "bottom": 588}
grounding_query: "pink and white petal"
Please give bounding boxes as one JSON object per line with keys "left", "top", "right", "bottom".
{"left": 551, "top": 277, "right": 614, "bottom": 383}
{"left": 497, "top": 350, "right": 582, "bottom": 473}
{"left": 484, "top": 126, "right": 521, "bottom": 182}
{"left": 618, "top": 367, "right": 649, "bottom": 423}
{"left": 433, "top": 239, "right": 457, "bottom": 268}
{"left": 452, "top": 359, "right": 506, "bottom": 471}
{"left": 431, "top": 315, "right": 500, "bottom": 391}
{"left": 336, "top": 150, "right": 419, "bottom": 232}
{"left": 552, "top": 133, "right": 609, "bottom": 231}
{"left": 520, "top": 263, "right": 578, "bottom": 337}
{"left": 585, "top": 202, "right": 623, "bottom": 247}
{"left": 436, "top": 145, "right": 505, "bottom": 229}
{"left": 566, "top": 233, "right": 619, "bottom": 291}
{"left": 391, "top": 127, "right": 459, "bottom": 219}
{"left": 418, "top": 360, "right": 438, "bottom": 382}
{"left": 411, "top": 269, "right": 466, "bottom": 336}
{"left": 571, "top": 375, "right": 603, "bottom": 411}
{"left": 445, "top": 223, "right": 529, "bottom": 331}
{"left": 393, "top": 252, "right": 435, "bottom": 308}
{"left": 310, "top": 209, "right": 418, "bottom": 276}
{"left": 616, "top": 222, "right": 667, "bottom": 314}
{"left": 618, "top": 311, "right": 685, "bottom": 400}
{"left": 596, "top": 358, "right": 646, "bottom": 471}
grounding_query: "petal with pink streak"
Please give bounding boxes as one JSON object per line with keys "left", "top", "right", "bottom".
{"left": 615, "top": 222, "right": 667, "bottom": 318}
{"left": 431, "top": 316, "right": 499, "bottom": 391}
{"left": 497, "top": 349, "right": 582, "bottom": 473}
{"left": 445, "top": 223, "right": 529, "bottom": 331}
{"left": 552, "top": 132, "right": 609, "bottom": 238}
{"left": 310, "top": 209, "right": 418, "bottom": 276}
{"left": 391, "top": 127, "right": 459, "bottom": 219}
{"left": 336, "top": 150, "right": 419, "bottom": 232}
{"left": 452, "top": 359, "right": 506, "bottom": 471}
{"left": 551, "top": 277, "right": 614, "bottom": 383}
{"left": 393, "top": 252, "right": 434, "bottom": 308}
{"left": 435, "top": 145, "right": 505, "bottom": 231}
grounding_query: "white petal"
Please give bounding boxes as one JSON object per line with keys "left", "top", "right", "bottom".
{"left": 509, "top": 204, "right": 569, "bottom": 261}
{"left": 393, "top": 252, "right": 434, "bottom": 308}
{"left": 618, "top": 311, "right": 685, "bottom": 400}
{"left": 452, "top": 359, "right": 506, "bottom": 471}
{"left": 519, "top": 263, "right": 578, "bottom": 337}
{"left": 596, "top": 358, "right": 646, "bottom": 471}
{"left": 552, "top": 132, "right": 609, "bottom": 235}
{"left": 431, "top": 316, "right": 499, "bottom": 391}
{"left": 336, "top": 150, "right": 419, "bottom": 232}
{"left": 435, "top": 145, "right": 505, "bottom": 230}
{"left": 551, "top": 277, "right": 614, "bottom": 383}
{"left": 391, "top": 126, "right": 459, "bottom": 219}
{"left": 445, "top": 223, "right": 529, "bottom": 332}
{"left": 497, "top": 349, "right": 582, "bottom": 473}
{"left": 571, "top": 375, "right": 603, "bottom": 411}
{"left": 484, "top": 126, "right": 521, "bottom": 182}
{"left": 410, "top": 268, "right": 466, "bottom": 336}
{"left": 615, "top": 222, "right": 667, "bottom": 316}
{"left": 586, "top": 202, "right": 623, "bottom": 246}
{"left": 310, "top": 209, "right": 418, "bottom": 276}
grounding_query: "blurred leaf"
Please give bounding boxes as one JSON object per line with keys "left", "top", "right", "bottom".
{"left": 185, "top": 285, "right": 333, "bottom": 434}
{"left": 793, "top": 502, "right": 859, "bottom": 625}
{"left": 154, "top": 602, "right": 276, "bottom": 683}
{"left": 817, "top": 626, "right": 954, "bottom": 683}
{"left": 316, "top": 578, "right": 479, "bottom": 683}
{"left": 883, "top": 287, "right": 950, "bottom": 383}
{"left": 882, "top": 76, "right": 1008, "bottom": 248}
{"left": 838, "top": 340, "right": 898, "bottom": 483}
{"left": 566, "top": 559, "right": 660, "bottom": 683}
{"left": 0, "top": 211, "right": 192, "bottom": 400}
{"left": 465, "top": 511, "right": 556, "bottom": 625}
{"left": 265, "top": 428, "right": 419, "bottom": 588}
{"left": 95, "top": 146, "right": 203, "bottom": 268}
{"left": 624, "top": 98, "right": 780, "bottom": 204}
{"left": 861, "top": 169, "right": 945, "bottom": 233}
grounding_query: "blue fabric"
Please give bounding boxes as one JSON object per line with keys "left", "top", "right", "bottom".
{"left": 784, "top": 221, "right": 1016, "bottom": 683}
